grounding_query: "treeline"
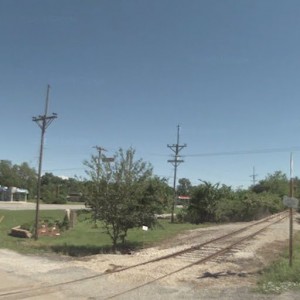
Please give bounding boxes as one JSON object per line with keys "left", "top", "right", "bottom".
{"left": 0, "top": 160, "right": 36, "bottom": 197}
{"left": 0, "top": 160, "right": 296, "bottom": 224}
{"left": 177, "top": 171, "right": 297, "bottom": 223}
{"left": 0, "top": 160, "right": 86, "bottom": 203}
{"left": 1, "top": 155, "right": 297, "bottom": 249}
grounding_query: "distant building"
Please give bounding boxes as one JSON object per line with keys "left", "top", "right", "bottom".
{"left": 66, "top": 192, "right": 83, "bottom": 202}
{"left": 177, "top": 195, "right": 191, "bottom": 206}
{"left": 0, "top": 186, "right": 29, "bottom": 202}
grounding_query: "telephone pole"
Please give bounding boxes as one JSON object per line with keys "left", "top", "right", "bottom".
{"left": 93, "top": 146, "right": 107, "bottom": 184}
{"left": 93, "top": 146, "right": 107, "bottom": 168}
{"left": 167, "top": 125, "right": 187, "bottom": 223}
{"left": 250, "top": 166, "right": 258, "bottom": 185}
{"left": 93, "top": 146, "right": 107, "bottom": 159}
{"left": 289, "top": 152, "right": 294, "bottom": 267}
{"left": 32, "top": 85, "right": 57, "bottom": 240}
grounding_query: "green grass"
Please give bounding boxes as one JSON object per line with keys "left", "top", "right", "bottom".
{"left": 0, "top": 210, "right": 65, "bottom": 254}
{"left": 0, "top": 210, "right": 205, "bottom": 256}
{"left": 126, "top": 220, "right": 205, "bottom": 246}
{"left": 257, "top": 231, "right": 300, "bottom": 294}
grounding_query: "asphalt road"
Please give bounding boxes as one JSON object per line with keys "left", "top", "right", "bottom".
{"left": 0, "top": 201, "right": 86, "bottom": 211}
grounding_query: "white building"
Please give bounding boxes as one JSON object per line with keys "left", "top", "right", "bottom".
{"left": 0, "top": 186, "right": 29, "bottom": 202}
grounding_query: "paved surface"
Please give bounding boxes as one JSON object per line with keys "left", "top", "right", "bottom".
{"left": 0, "top": 202, "right": 86, "bottom": 211}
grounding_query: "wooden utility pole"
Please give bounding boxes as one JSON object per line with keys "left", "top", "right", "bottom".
{"left": 167, "top": 125, "right": 187, "bottom": 223}
{"left": 93, "top": 146, "right": 107, "bottom": 184}
{"left": 289, "top": 153, "right": 294, "bottom": 267}
{"left": 32, "top": 85, "right": 57, "bottom": 240}
{"left": 250, "top": 166, "right": 258, "bottom": 185}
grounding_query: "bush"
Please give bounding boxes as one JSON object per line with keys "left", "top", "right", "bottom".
{"left": 176, "top": 208, "right": 188, "bottom": 223}
{"left": 42, "top": 192, "right": 67, "bottom": 204}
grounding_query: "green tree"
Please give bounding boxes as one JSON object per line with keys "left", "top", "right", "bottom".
{"left": 215, "top": 190, "right": 284, "bottom": 222}
{"left": 0, "top": 160, "right": 17, "bottom": 187}
{"left": 143, "top": 176, "right": 172, "bottom": 211}
{"left": 0, "top": 160, "right": 37, "bottom": 198}
{"left": 186, "top": 181, "right": 232, "bottom": 224}
{"left": 252, "top": 171, "right": 289, "bottom": 197}
{"left": 41, "top": 172, "right": 67, "bottom": 204}
{"left": 15, "top": 162, "right": 37, "bottom": 198}
{"left": 177, "top": 178, "right": 192, "bottom": 196}
{"left": 84, "top": 147, "right": 162, "bottom": 251}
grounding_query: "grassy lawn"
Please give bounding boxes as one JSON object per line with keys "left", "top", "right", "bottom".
{"left": 0, "top": 210, "right": 205, "bottom": 256}
{"left": 0, "top": 210, "right": 65, "bottom": 254}
{"left": 257, "top": 231, "right": 300, "bottom": 294}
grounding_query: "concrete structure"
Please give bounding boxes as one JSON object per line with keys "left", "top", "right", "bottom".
{"left": 0, "top": 186, "right": 29, "bottom": 202}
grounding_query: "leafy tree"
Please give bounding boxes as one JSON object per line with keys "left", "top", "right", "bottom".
{"left": 15, "top": 162, "right": 37, "bottom": 198}
{"left": 177, "top": 178, "right": 192, "bottom": 196}
{"left": 215, "top": 190, "right": 284, "bottom": 222}
{"left": 41, "top": 173, "right": 69, "bottom": 204}
{"left": 0, "top": 160, "right": 37, "bottom": 198}
{"left": 185, "top": 181, "right": 233, "bottom": 224}
{"left": 0, "top": 160, "right": 18, "bottom": 187}
{"left": 251, "top": 171, "right": 289, "bottom": 197}
{"left": 143, "top": 176, "right": 173, "bottom": 211}
{"left": 84, "top": 147, "right": 163, "bottom": 251}
{"left": 39, "top": 173, "right": 87, "bottom": 204}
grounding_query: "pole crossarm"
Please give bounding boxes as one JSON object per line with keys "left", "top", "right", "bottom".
{"left": 167, "top": 144, "right": 187, "bottom": 153}
{"left": 168, "top": 159, "right": 184, "bottom": 167}
{"left": 32, "top": 114, "right": 58, "bottom": 129}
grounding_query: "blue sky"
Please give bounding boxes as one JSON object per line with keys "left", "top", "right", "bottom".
{"left": 1, "top": 0, "right": 300, "bottom": 188}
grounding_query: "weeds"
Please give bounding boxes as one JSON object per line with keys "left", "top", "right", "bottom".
{"left": 257, "top": 232, "right": 300, "bottom": 294}
{"left": 260, "top": 281, "right": 300, "bottom": 294}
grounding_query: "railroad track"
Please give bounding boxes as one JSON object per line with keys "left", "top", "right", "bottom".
{"left": 0, "top": 211, "right": 289, "bottom": 299}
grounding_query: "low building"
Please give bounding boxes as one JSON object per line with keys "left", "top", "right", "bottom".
{"left": 177, "top": 195, "right": 191, "bottom": 206}
{"left": 66, "top": 192, "right": 83, "bottom": 202}
{"left": 0, "top": 186, "right": 29, "bottom": 202}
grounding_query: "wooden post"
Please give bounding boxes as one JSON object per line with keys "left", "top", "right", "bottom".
{"left": 289, "top": 153, "right": 294, "bottom": 267}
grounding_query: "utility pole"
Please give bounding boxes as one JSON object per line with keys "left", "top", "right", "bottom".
{"left": 289, "top": 152, "right": 294, "bottom": 267}
{"left": 32, "top": 85, "right": 57, "bottom": 240}
{"left": 250, "top": 166, "right": 258, "bottom": 185}
{"left": 93, "top": 146, "right": 107, "bottom": 183}
{"left": 167, "top": 125, "right": 187, "bottom": 223}
{"left": 93, "top": 146, "right": 107, "bottom": 160}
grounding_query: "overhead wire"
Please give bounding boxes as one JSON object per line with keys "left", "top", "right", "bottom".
{"left": 42, "top": 147, "right": 300, "bottom": 173}
{"left": 185, "top": 147, "right": 300, "bottom": 157}
{"left": 152, "top": 146, "right": 300, "bottom": 158}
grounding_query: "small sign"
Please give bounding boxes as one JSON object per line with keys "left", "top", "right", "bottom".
{"left": 283, "top": 196, "right": 299, "bottom": 209}
{"left": 142, "top": 226, "right": 148, "bottom": 231}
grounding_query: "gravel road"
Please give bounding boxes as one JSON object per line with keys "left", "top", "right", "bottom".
{"left": 0, "top": 202, "right": 86, "bottom": 211}
{"left": 0, "top": 213, "right": 300, "bottom": 299}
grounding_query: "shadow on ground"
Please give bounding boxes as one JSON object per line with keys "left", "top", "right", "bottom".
{"left": 50, "top": 241, "right": 142, "bottom": 256}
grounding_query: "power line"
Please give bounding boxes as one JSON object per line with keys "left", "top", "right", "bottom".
{"left": 185, "top": 147, "right": 300, "bottom": 157}
{"left": 44, "top": 167, "right": 84, "bottom": 171}
{"left": 150, "top": 146, "right": 300, "bottom": 158}
{"left": 167, "top": 125, "right": 187, "bottom": 223}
